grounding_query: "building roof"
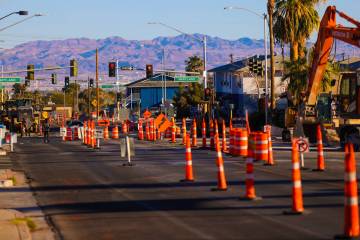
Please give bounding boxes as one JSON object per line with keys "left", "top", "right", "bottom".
{"left": 124, "top": 74, "right": 192, "bottom": 88}
{"left": 339, "top": 57, "right": 360, "bottom": 71}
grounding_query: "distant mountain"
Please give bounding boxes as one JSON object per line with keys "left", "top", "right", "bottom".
{"left": 0, "top": 34, "right": 358, "bottom": 83}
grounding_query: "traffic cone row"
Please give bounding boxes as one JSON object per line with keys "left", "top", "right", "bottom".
{"left": 192, "top": 119, "right": 197, "bottom": 147}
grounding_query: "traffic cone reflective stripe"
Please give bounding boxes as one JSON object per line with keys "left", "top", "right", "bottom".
{"left": 192, "top": 119, "right": 197, "bottom": 147}
{"left": 171, "top": 118, "right": 176, "bottom": 143}
{"left": 265, "top": 129, "right": 274, "bottom": 165}
{"left": 202, "top": 118, "right": 206, "bottom": 148}
{"left": 214, "top": 134, "right": 227, "bottom": 191}
{"left": 145, "top": 122, "right": 150, "bottom": 140}
{"left": 343, "top": 143, "right": 359, "bottom": 237}
{"left": 291, "top": 139, "right": 304, "bottom": 213}
{"left": 182, "top": 134, "right": 194, "bottom": 182}
{"left": 315, "top": 124, "right": 325, "bottom": 171}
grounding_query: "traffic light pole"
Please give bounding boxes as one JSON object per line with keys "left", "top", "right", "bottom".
{"left": 88, "top": 77, "right": 91, "bottom": 118}
{"left": 263, "top": 14, "right": 269, "bottom": 125}
{"left": 96, "top": 49, "right": 99, "bottom": 120}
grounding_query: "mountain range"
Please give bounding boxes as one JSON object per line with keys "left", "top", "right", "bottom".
{"left": 0, "top": 34, "right": 358, "bottom": 83}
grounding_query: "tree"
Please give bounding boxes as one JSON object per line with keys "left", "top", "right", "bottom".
{"left": 273, "top": 0, "right": 320, "bottom": 61}
{"left": 268, "top": 0, "right": 276, "bottom": 109}
{"left": 173, "top": 55, "right": 205, "bottom": 119}
{"left": 12, "top": 83, "right": 27, "bottom": 98}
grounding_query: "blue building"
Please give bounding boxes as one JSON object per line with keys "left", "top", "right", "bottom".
{"left": 208, "top": 55, "right": 286, "bottom": 117}
{"left": 125, "top": 74, "right": 192, "bottom": 112}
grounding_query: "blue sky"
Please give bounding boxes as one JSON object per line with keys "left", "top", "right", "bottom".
{"left": 0, "top": 0, "right": 358, "bottom": 48}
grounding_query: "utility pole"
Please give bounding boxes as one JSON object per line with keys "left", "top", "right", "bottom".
{"left": 268, "top": 0, "right": 276, "bottom": 111}
{"left": 96, "top": 48, "right": 99, "bottom": 120}
{"left": 88, "top": 77, "right": 91, "bottom": 118}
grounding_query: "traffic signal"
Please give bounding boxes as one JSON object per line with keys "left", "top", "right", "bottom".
{"left": 65, "top": 76, "right": 70, "bottom": 89}
{"left": 25, "top": 79, "right": 30, "bottom": 87}
{"left": 89, "top": 78, "right": 94, "bottom": 88}
{"left": 257, "top": 60, "right": 264, "bottom": 76}
{"left": 109, "top": 62, "right": 116, "bottom": 77}
{"left": 146, "top": 64, "right": 153, "bottom": 79}
{"left": 27, "top": 64, "right": 34, "bottom": 80}
{"left": 51, "top": 73, "right": 57, "bottom": 84}
{"left": 70, "top": 59, "right": 78, "bottom": 77}
{"left": 204, "top": 87, "right": 211, "bottom": 101}
{"left": 248, "top": 58, "right": 254, "bottom": 73}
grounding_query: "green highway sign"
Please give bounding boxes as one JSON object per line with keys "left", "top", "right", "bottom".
{"left": 0, "top": 77, "right": 21, "bottom": 83}
{"left": 101, "top": 84, "right": 115, "bottom": 89}
{"left": 174, "top": 76, "right": 200, "bottom": 82}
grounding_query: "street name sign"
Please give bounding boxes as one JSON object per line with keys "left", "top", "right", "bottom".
{"left": 0, "top": 77, "right": 21, "bottom": 83}
{"left": 174, "top": 76, "right": 199, "bottom": 82}
{"left": 101, "top": 84, "right": 114, "bottom": 89}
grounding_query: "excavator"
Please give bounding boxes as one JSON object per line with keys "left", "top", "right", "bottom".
{"left": 281, "top": 6, "right": 360, "bottom": 148}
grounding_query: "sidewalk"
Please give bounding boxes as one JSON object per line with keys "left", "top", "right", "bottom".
{"left": 0, "top": 158, "right": 55, "bottom": 240}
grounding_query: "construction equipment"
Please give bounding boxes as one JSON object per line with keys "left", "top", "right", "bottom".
{"left": 280, "top": 6, "right": 360, "bottom": 147}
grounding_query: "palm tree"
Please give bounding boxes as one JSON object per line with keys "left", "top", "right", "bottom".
{"left": 185, "top": 55, "right": 204, "bottom": 75}
{"left": 273, "top": 0, "right": 320, "bottom": 61}
{"left": 268, "top": 0, "right": 276, "bottom": 109}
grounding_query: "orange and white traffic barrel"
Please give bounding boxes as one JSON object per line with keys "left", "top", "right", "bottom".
{"left": 255, "top": 132, "right": 268, "bottom": 162}
{"left": 112, "top": 125, "right": 119, "bottom": 139}
{"left": 104, "top": 126, "right": 109, "bottom": 140}
{"left": 239, "top": 128, "right": 248, "bottom": 157}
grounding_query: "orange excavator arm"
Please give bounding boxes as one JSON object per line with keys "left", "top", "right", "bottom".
{"left": 307, "top": 6, "right": 360, "bottom": 106}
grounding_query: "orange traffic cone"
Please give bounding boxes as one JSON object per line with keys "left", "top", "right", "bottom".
{"left": 149, "top": 120, "right": 154, "bottom": 141}
{"left": 335, "top": 143, "right": 360, "bottom": 238}
{"left": 264, "top": 128, "right": 274, "bottom": 166}
{"left": 192, "top": 119, "right": 197, "bottom": 147}
{"left": 284, "top": 139, "right": 304, "bottom": 215}
{"left": 222, "top": 120, "right": 228, "bottom": 153}
{"left": 171, "top": 118, "right": 176, "bottom": 143}
{"left": 112, "top": 125, "right": 119, "bottom": 139}
{"left": 210, "top": 119, "right": 215, "bottom": 149}
{"left": 145, "top": 122, "right": 150, "bottom": 140}
{"left": 83, "top": 121, "right": 88, "bottom": 145}
{"left": 181, "top": 134, "right": 194, "bottom": 182}
{"left": 182, "top": 118, "right": 187, "bottom": 145}
{"left": 212, "top": 134, "right": 227, "bottom": 191}
{"left": 240, "top": 134, "right": 261, "bottom": 200}
{"left": 103, "top": 126, "right": 109, "bottom": 140}
{"left": 138, "top": 120, "right": 144, "bottom": 140}
{"left": 202, "top": 118, "right": 207, "bottom": 148}
{"left": 313, "top": 124, "right": 325, "bottom": 171}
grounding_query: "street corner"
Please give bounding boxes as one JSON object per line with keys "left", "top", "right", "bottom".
{"left": 0, "top": 209, "right": 32, "bottom": 240}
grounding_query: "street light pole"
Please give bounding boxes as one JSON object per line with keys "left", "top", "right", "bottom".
{"left": 224, "top": 6, "right": 269, "bottom": 124}
{"left": 148, "top": 22, "right": 208, "bottom": 89}
{"left": 0, "top": 14, "right": 44, "bottom": 33}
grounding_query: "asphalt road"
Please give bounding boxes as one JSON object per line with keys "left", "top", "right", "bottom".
{"left": 9, "top": 135, "right": 356, "bottom": 240}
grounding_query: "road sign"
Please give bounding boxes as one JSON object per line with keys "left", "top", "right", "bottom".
{"left": 174, "top": 76, "right": 199, "bottom": 82}
{"left": 91, "top": 100, "right": 97, "bottom": 107}
{"left": 0, "top": 77, "right": 21, "bottom": 83}
{"left": 143, "top": 110, "right": 151, "bottom": 119}
{"left": 95, "top": 128, "right": 104, "bottom": 139}
{"left": 59, "top": 127, "right": 66, "bottom": 137}
{"left": 296, "top": 137, "right": 309, "bottom": 153}
{"left": 101, "top": 84, "right": 114, "bottom": 89}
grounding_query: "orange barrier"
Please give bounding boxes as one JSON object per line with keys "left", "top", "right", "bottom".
{"left": 340, "top": 143, "right": 359, "bottom": 238}
{"left": 212, "top": 134, "right": 227, "bottom": 191}
{"left": 264, "top": 128, "right": 274, "bottom": 166}
{"left": 221, "top": 120, "right": 227, "bottom": 152}
{"left": 210, "top": 119, "right": 215, "bottom": 149}
{"left": 73, "top": 127, "right": 79, "bottom": 140}
{"left": 65, "top": 127, "right": 72, "bottom": 141}
{"left": 284, "top": 139, "right": 304, "bottom": 215}
{"left": 153, "top": 121, "right": 157, "bottom": 141}
{"left": 149, "top": 120, "right": 154, "bottom": 141}
{"left": 255, "top": 132, "right": 268, "bottom": 161}
{"left": 181, "top": 134, "right": 194, "bottom": 182}
{"left": 202, "top": 118, "right": 206, "bottom": 148}
{"left": 182, "top": 118, "right": 186, "bottom": 145}
{"left": 138, "top": 120, "right": 144, "bottom": 140}
{"left": 314, "top": 124, "right": 325, "bottom": 171}
{"left": 192, "top": 119, "right": 197, "bottom": 147}
{"left": 104, "top": 126, "right": 109, "bottom": 140}
{"left": 112, "top": 125, "right": 119, "bottom": 139}
{"left": 91, "top": 121, "right": 96, "bottom": 148}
